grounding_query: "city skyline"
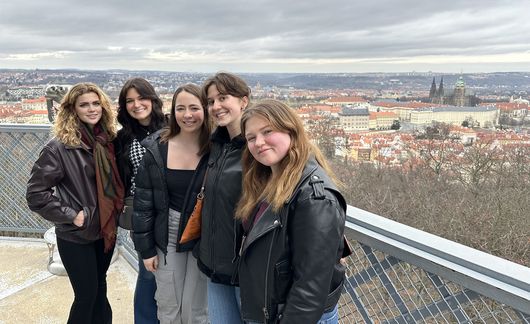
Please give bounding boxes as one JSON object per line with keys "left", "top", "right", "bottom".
{"left": 1, "top": 0, "right": 530, "bottom": 73}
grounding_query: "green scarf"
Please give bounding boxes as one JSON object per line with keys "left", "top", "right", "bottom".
{"left": 81, "top": 123, "right": 125, "bottom": 252}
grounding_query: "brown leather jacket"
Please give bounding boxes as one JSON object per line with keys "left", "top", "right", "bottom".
{"left": 26, "top": 138, "right": 102, "bottom": 243}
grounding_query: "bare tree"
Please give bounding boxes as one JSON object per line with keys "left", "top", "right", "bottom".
{"left": 306, "top": 114, "right": 342, "bottom": 159}
{"left": 413, "top": 122, "right": 461, "bottom": 176}
{"left": 451, "top": 139, "right": 500, "bottom": 196}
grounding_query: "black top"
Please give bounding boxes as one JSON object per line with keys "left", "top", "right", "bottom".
{"left": 160, "top": 141, "right": 196, "bottom": 212}
{"left": 166, "top": 169, "right": 194, "bottom": 212}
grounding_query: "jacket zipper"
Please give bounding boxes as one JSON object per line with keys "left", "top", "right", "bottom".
{"left": 145, "top": 144, "right": 169, "bottom": 265}
{"left": 263, "top": 220, "right": 279, "bottom": 322}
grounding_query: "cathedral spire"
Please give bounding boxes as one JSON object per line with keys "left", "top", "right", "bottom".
{"left": 438, "top": 76, "right": 444, "bottom": 98}
{"left": 429, "top": 77, "right": 437, "bottom": 99}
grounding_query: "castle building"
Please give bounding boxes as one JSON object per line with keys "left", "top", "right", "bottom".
{"left": 338, "top": 107, "right": 370, "bottom": 132}
{"left": 410, "top": 106, "right": 498, "bottom": 128}
{"left": 429, "top": 76, "right": 478, "bottom": 107}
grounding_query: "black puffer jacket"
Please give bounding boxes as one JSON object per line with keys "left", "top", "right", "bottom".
{"left": 132, "top": 131, "right": 209, "bottom": 259}
{"left": 238, "top": 158, "right": 347, "bottom": 324}
{"left": 195, "top": 126, "right": 245, "bottom": 285}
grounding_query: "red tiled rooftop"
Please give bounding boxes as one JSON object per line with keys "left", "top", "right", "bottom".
{"left": 22, "top": 97, "right": 46, "bottom": 104}
{"left": 326, "top": 96, "right": 367, "bottom": 103}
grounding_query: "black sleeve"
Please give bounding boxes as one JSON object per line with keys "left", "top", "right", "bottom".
{"left": 131, "top": 153, "right": 157, "bottom": 259}
{"left": 281, "top": 193, "right": 345, "bottom": 323}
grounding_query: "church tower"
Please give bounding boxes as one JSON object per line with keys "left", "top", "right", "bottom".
{"left": 429, "top": 77, "right": 437, "bottom": 99}
{"left": 438, "top": 77, "right": 444, "bottom": 97}
{"left": 454, "top": 76, "right": 466, "bottom": 106}
{"left": 437, "top": 76, "right": 444, "bottom": 104}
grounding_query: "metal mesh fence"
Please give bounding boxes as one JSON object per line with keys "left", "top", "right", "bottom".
{"left": 0, "top": 125, "right": 53, "bottom": 233}
{"left": 0, "top": 124, "right": 138, "bottom": 257}
{"left": 1, "top": 125, "right": 529, "bottom": 323}
{"left": 338, "top": 230, "right": 530, "bottom": 323}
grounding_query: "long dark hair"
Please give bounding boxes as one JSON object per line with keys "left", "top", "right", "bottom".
{"left": 117, "top": 77, "right": 166, "bottom": 145}
{"left": 161, "top": 84, "right": 211, "bottom": 156}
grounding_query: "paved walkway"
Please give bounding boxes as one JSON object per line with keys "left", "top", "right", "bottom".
{"left": 0, "top": 237, "right": 137, "bottom": 324}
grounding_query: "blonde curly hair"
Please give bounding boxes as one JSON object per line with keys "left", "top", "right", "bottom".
{"left": 53, "top": 83, "right": 117, "bottom": 146}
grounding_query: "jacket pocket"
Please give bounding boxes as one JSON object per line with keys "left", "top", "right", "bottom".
{"left": 273, "top": 259, "right": 292, "bottom": 301}
{"left": 57, "top": 207, "right": 89, "bottom": 232}
{"left": 80, "top": 206, "right": 91, "bottom": 229}
{"left": 324, "top": 277, "right": 344, "bottom": 312}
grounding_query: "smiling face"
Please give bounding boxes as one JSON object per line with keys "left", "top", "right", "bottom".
{"left": 207, "top": 84, "right": 248, "bottom": 137}
{"left": 74, "top": 92, "right": 102, "bottom": 128}
{"left": 174, "top": 90, "right": 205, "bottom": 134}
{"left": 125, "top": 87, "right": 152, "bottom": 126}
{"left": 245, "top": 115, "right": 291, "bottom": 175}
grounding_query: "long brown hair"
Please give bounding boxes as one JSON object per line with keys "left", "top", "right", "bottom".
{"left": 54, "top": 82, "right": 117, "bottom": 146}
{"left": 236, "top": 99, "right": 336, "bottom": 221}
{"left": 160, "top": 84, "right": 210, "bottom": 156}
{"left": 117, "top": 77, "right": 166, "bottom": 144}
{"left": 201, "top": 72, "right": 251, "bottom": 106}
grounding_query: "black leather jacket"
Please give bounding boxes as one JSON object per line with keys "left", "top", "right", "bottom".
{"left": 132, "top": 131, "right": 208, "bottom": 259}
{"left": 238, "top": 158, "right": 347, "bottom": 324}
{"left": 195, "top": 127, "right": 245, "bottom": 285}
{"left": 26, "top": 138, "right": 102, "bottom": 243}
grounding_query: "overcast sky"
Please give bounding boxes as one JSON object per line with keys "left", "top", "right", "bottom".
{"left": 1, "top": 0, "right": 529, "bottom": 73}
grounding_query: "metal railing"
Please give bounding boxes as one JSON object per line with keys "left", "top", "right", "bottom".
{"left": 340, "top": 206, "right": 530, "bottom": 323}
{"left": 1, "top": 123, "right": 529, "bottom": 323}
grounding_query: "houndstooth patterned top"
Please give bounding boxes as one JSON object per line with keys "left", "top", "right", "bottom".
{"left": 129, "top": 137, "right": 147, "bottom": 196}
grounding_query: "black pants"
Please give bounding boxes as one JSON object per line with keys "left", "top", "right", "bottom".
{"left": 57, "top": 237, "right": 114, "bottom": 324}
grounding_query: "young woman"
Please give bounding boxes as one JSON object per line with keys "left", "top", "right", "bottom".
{"left": 236, "top": 100, "right": 347, "bottom": 324}
{"left": 132, "top": 84, "right": 210, "bottom": 324}
{"left": 26, "top": 83, "right": 124, "bottom": 324}
{"left": 195, "top": 72, "right": 250, "bottom": 324}
{"left": 114, "top": 77, "right": 166, "bottom": 324}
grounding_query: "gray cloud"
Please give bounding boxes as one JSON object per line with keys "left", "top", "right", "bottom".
{"left": 1, "top": 0, "right": 529, "bottom": 72}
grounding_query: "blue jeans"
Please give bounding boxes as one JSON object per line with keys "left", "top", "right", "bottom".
{"left": 134, "top": 254, "right": 159, "bottom": 324}
{"left": 208, "top": 280, "right": 242, "bottom": 324}
{"left": 318, "top": 305, "right": 338, "bottom": 324}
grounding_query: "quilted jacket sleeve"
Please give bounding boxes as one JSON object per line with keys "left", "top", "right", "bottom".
{"left": 132, "top": 153, "right": 157, "bottom": 259}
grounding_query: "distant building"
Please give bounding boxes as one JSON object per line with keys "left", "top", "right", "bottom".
{"left": 493, "top": 101, "right": 529, "bottom": 119}
{"left": 410, "top": 106, "right": 499, "bottom": 128}
{"left": 352, "top": 147, "right": 372, "bottom": 161}
{"left": 338, "top": 107, "right": 369, "bottom": 132}
{"left": 450, "top": 126, "right": 478, "bottom": 145}
{"left": 324, "top": 96, "right": 368, "bottom": 107}
{"left": 21, "top": 97, "right": 46, "bottom": 111}
{"left": 369, "top": 111, "right": 399, "bottom": 130}
{"left": 429, "top": 76, "right": 479, "bottom": 107}
{"left": 6, "top": 86, "right": 45, "bottom": 100}
{"left": 20, "top": 110, "right": 50, "bottom": 124}
{"left": 371, "top": 101, "right": 438, "bottom": 122}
